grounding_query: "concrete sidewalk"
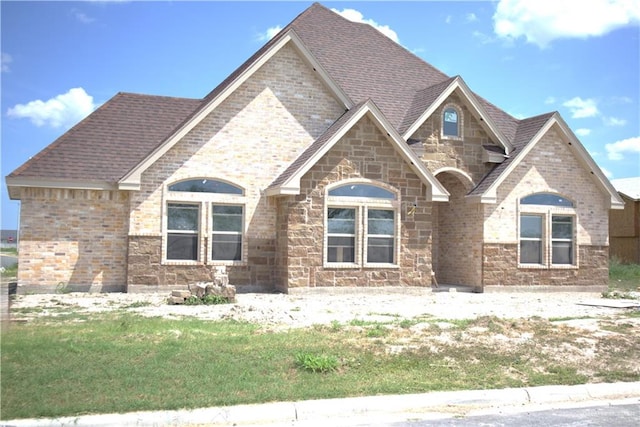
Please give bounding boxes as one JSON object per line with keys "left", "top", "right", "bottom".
{"left": 4, "top": 382, "right": 640, "bottom": 427}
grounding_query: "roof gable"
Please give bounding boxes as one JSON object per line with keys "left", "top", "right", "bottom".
{"left": 400, "top": 76, "right": 513, "bottom": 154}
{"left": 118, "top": 29, "right": 351, "bottom": 190}
{"left": 468, "top": 112, "right": 624, "bottom": 209}
{"left": 266, "top": 99, "right": 449, "bottom": 202}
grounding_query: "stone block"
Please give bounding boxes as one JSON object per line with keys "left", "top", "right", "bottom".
{"left": 171, "top": 290, "right": 191, "bottom": 298}
{"left": 168, "top": 296, "right": 186, "bottom": 305}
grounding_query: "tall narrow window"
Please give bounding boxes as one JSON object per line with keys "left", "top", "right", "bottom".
{"left": 443, "top": 108, "right": 459, "bottom": 137}
{"left": 327, "top": 208, "right": 356, "bottom": 263}
{"left": 520, "top": 215, "right": 543, "bottom": 264}
{"left": 167, "top": 203, "right": 200, "bottom": 260}
{"left": 212, "top": 205, "right": 243, "bottom": 261}
{"left": 367, "top": 209, "right": 395, "bottom": 263}
{"left": 552, "top": 216, "right": 573, "bottom": 265}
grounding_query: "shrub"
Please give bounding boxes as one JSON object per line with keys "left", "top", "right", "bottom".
{"left": 295, "top": 352, "right": 339, "bottom": 373}
{"left": 183, "top": 294, "right": 231, "bottom": 305}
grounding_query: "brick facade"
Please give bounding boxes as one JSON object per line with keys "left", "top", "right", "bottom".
{"left": 126, "top": 43, "right": 344, "bottom": 291}
{"left": 481, "top": 126, "right": 610, "bottom": 290}
{"left": 17, "top": 188, "right": 129, "bottom": 292}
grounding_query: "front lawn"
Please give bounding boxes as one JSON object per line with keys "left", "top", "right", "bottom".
{"left": 2, "top": 311, "right": 638, "bottom": 420}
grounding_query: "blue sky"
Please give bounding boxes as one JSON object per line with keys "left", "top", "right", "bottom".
{"left": 1, "top": 0, "right": 639, "bottom": 229}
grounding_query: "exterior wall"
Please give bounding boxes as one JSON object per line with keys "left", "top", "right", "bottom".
{"left": 433, "top": 173, "right": 482, "bottom": 288}
{"left": 609, "top": 195, "right": 639, "bottom": 263}
{"left": 277, "top": 115, "right": 434, "bottom": 291}
{"left": 482, "top": 126, "right": 610, "bottom": 289}
{"left": 408, "top": 92, "right": 499, "bottom": 185}
{"left": 126, "top": 42, "right": 344, "bottom": 290}
{"left": 17, "top": 188, "right": 129, "bottom": 292}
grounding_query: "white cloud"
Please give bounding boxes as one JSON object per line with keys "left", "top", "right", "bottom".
{"left": 332, "top": 8, "right": 399, "bottom": 43}
{"left": 562, "top": 97, "right": 599, "bottom": 119}
{"left": 7, "top": 87, "right": 97, "bottom": 128}
{"left": 605, "top": 136, "right": 640, "bottom": 160}
{"left": 600, "top": 166, "right": 613, "bottom": 179}
{"left": 1, "top": 52, "right": 12, "bottom": 72}
{"left": 493, "top": 0, "right": 640, "bottom": 48}
{"left": 71, "top": 8, "right": 95, "bottom": 24}
{"left": 257, "top": 25, "right": 282, "bottom": 42}
{"left": 472, "top": 31, "right": 494, "bottom": 44}
{"left": 445, "top": 15, "right": 452, "bottom": 24}
{"left": 575, "top": 128, "right": 591, "bottom": 137}
{"left": 603, "top": 116, "right": 627, "bottom": 126}
{"left": 544, "top": 96, "right": 556, "bottom": 105}
{"left": 466, "top": 13, "right": 478, "bottom": 22}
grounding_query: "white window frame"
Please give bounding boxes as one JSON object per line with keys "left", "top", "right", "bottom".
{"left": 166, "top": 203, "right": 201, "bottom": 262}
{"left": 162, "top": 178, "right": 247, "bottom": 266}
{"left": 324, "top": 181, "right": 400, "bottom": 269}
{"left": 517, "top": 194, "right": 577, "bottom": 269}
{"left": 441, "top": 104, "right": 463, "bottom": 140}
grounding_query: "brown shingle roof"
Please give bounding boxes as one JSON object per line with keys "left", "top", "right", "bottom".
{"left": 469, "top": 112, "right": 555, "bottom": 196}
{"left": 289, "top": 4, "right": 451, "bottom": 130}
{"left": 8, "top": 2, "right": 533, "bottom": 192}
{"left": 8, "top": 93, "right": 201, "bottom": 182}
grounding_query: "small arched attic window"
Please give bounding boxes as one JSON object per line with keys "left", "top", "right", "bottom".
{"left": 442, "top": 106, "right": 461, "bottom": 138}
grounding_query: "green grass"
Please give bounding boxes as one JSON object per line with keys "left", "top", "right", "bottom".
{"left": 608, "top": 258, "right": 640, "bottom": 293}
{"left": 2, "top": 313, "right": 638, "bottom": 421}
{"left": 0, "top": 247, "right": 18, "bottom": 255}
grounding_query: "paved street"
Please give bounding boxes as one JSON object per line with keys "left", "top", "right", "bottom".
{"left": 363, "top": 402, "right": 640, "bottom": 427}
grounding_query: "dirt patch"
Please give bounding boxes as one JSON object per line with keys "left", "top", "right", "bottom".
{"left": 9, "top": 290, "right": 638, "bottom": 327}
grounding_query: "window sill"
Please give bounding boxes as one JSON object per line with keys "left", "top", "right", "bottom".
{"left": 324, "top": 262, "right": 360, "bottom": 269}
{"left": 364, "top": 263, "right": 399, "bottom": 269}
{"left": 518, "top": 263, "right": 578, "bottom": 270}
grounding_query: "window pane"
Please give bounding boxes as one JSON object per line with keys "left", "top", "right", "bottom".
{"left": 443, "top": 108, "right": 458, "bottom": 136}
{"left": 367, "top": 237, "right": 394, "bottom": 263}
{"left": 552, "top": 242, "right": 573, "bottom": 264}
{"left": 552, "top": 216, "right": 573, "bottom": 239}
{"left": 328, "top": 236, "right": 355, "bottom": 262}
{"left": 212, "top": 234, "right": 242, "bottom": 261}
{"left": 169, "top": 179, "right": 243, "bottom": 194}
{"left": 368, "top": 209, "right": 394, "bottom": 235}
{"left": 168, "top": 204, "right": 199, "bottom": 231}
{"left": 520, "top": 215, "right": 542, "bottom": 238}
{"left": 521, "top": 194, "right": 573, "bottom": 207}
{"left": 167, "top": 234, "right": 198, "bottom": 260}
{"left": 328, "top": 208, "right": 355, "bottom": 234}
{"left": 328, "top": 185, "right": 395, "bottom": 199}
{"left": 520, "top": 240, "right": 542, "bottom": 264}
{"left": 212, "top": 205, "right": 243, "bottom": 232}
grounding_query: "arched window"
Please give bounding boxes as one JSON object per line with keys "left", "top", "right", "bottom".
{"left": 325, "top": 182, "right": 399, "bottom": 266}
{"left": 518, "top": 193, "right": 576, "bottom": 267}
{"left": 521, "top": 193, "right": 573, "bottom": 207}
{"left": 165, "top": 178, "right": 245, "bottom": 263}
{"left": 169, "top": 179, "right": 243, "bottom": 195}
{"left": 443, "top": 107, "right": 460, "bottom": 137}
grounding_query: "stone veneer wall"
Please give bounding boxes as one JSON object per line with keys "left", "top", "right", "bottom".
{"left": 409, "top": 92, "right": 499, "bottom": 185}
{"left": 482, "top": 125, "right": 611, "bottom": 289}
{"left": 483, "top": 244, "right": 609, "bottom": 287}
{"left": 17, "top": 188, "right": 129, "bottom": 292}
{"left": 276, "top": 115, "right": 434, "bottom": 291}
{"left": 126, "top": 42, "right": 344, "bottom": 291}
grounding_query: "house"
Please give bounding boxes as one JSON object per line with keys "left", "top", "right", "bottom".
{"left": 610, "top": 177, "right": 640, "bottom": 264}
{"left": 5, "top": 3, "right": 624, "bottom": 294}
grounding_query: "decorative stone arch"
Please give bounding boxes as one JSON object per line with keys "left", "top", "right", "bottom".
{"left": 433, "top": 167, "right": 475, "bottom": 191}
